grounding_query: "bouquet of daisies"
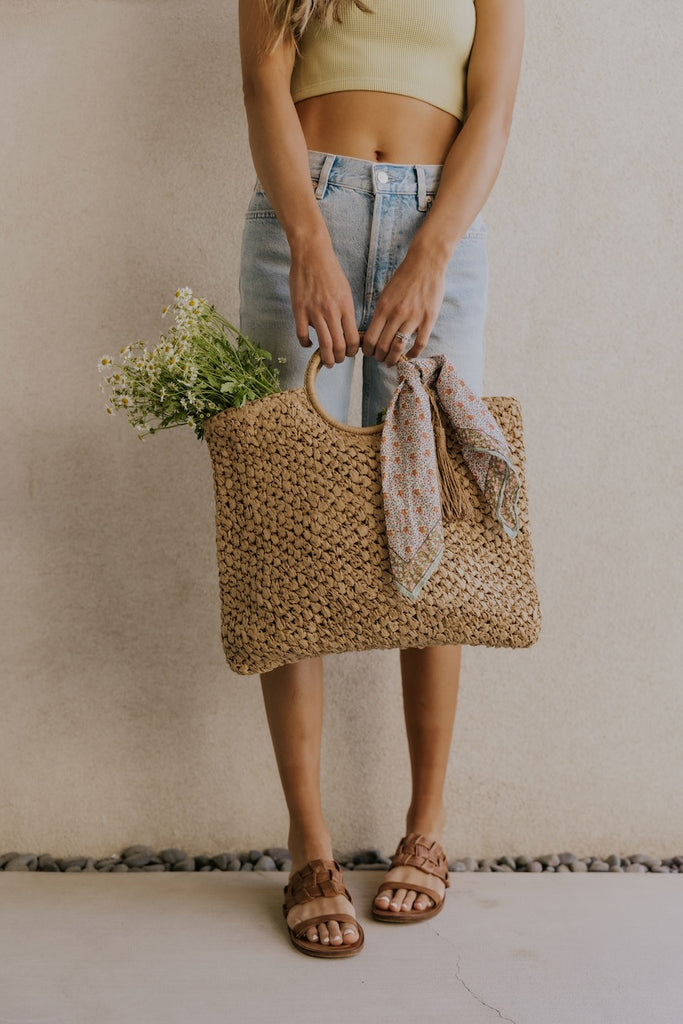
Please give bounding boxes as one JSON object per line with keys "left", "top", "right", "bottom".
{"left": 99, "top": 287, "right": 286, "bottom": 440}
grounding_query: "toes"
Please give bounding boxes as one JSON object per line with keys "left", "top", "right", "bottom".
{"left": 342, "top": 921, "right": 359, "bottom": 944}
{"left": 389, "top": 887, "right": 408, "bottom": 911}
{"left": 413, "top": 894, "right": 434, "bottom": 912}
{"left": 375, "top": 890, "right": 392, "bottom": 907}
{"left": 317, "top": 921, "right": 330, "bottom": 945}
{"left": 327, "top": 920, "right": 343, "bottom": 945}
{"left": 305, "top": 924, "right": 319, "bottom": 943}
{"left": 401, "top": 890, "right": 417, "bottom": 911}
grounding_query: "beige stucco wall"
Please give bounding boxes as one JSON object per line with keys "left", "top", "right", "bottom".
{"left": 1, "top": 0, "right": 681, "bottom": 860}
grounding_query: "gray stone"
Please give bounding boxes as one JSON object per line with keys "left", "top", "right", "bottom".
{"left": 515, "top": 855, "right": 532, "bottom": 868}
{"left": 609, "top": 865, "right": 624, "bottom": 872}
{"left": 279, "top": 859, "right": 292, "bottom": 873}
{"left": 353, "top": 849, "right": 383, "bottom": 865}
{"left": 226, "top": 857, "right": 242, "bottom": 872}
{"left": 172, "top": 858, "right": 195, "bottom": 871}
{"left": 199, "top": 865, "right": 213, "bottom": 871}
{"left": 240, "top": 862, "right": 254, "bottom": 871}
{"left": 354, "top": 863, "right": 385, "bottom": 871}
{"left": 629, "top": 853, "right": 653, "bottom": 865}
{"left": 625, "top": 863, "right": 647, "bottom": 873}
{"left": 589, "top": 860, "right": 610, "bottom": 872}
{"left": 159, "top": 849, "right": 187, "bottom": 865}
{"left": 539, "top": 854, "right": 560, "bottom": 868}
{"left": 557, "top": 864, "right": 571, "bottom": 872}
{"left": 195, "top": 854, "right": 213, "bottom": 869}
{"left": 37, "top": 856, "right": 60, "bottom": 872}
{"left": 544, "top": 865, "right": 556, "bottom": 872}
{"left": 142, "top": 863, "right": 167, "bottom": 872}
{"left": 4, "top": 857, "right": 32, "bottom": 871}
{"left": 651, "top": 865, "right": 670, "bottom": 873}
{"left": 498, "top": 856, "right": 517, "bottom": 870}
{"left": 111, "top": 863, "right": 130, "bottom": 872}
{"left": 528, "top": 861, "right": 544, "bottom": 872}
{"left": 253, "top": 855, "right": 277, "bottom": 871}
{"left": 450, "top": 861, "right": 467, "bottom": 872}
{"left": 607, "top": 854, "right": 621, "bottom": 867}
{"left": 248, "top": 850, "right": 263, "bottom": 864}
{"left": 210, "top": 854, "right": 231, "bottom": 871}
{"left": 495, "top": 864, "right": 515, "bottom": 872}
{"left": 84, "top": 858, "right": 97, "bottom": 871}
{"left": 64, "top": 865, "right": 84, "bottom": 872}
{"left": 124, "top": 851, "right": 155, "bottom": 868}
{"left": 121, "top": 845, "right": 155, "bottom": 860}
{"left": 59, "top": 857, "right": 86, "bottom": 870}
{"left": 558, "top": 852, "right": 576, "bottom": 865}
{"left": 94, "top": 857, "right": 120, "bottom": 869}
{"left": 570, "top": 860, "right": 588, "bottom": 872}
{"left": 0, "top": 852, "right": 21, "bottom": 868}
{"left": 264, "top": 847, "right": 290, "bottom": 862}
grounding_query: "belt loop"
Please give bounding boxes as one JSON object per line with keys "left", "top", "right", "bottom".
{"left": 314, "top": 153, "right": 335, "bottom": 199}
{"left": 416, "top": 165, "right": 428, "bottom": 212}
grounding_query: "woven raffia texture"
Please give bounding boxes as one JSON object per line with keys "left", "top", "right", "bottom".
{"left": 204, "top": 363, "right": 541, "bottom": 676}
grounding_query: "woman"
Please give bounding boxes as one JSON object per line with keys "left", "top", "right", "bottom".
{"left": 238, "top": 0, "right": 524, "bottom": 957}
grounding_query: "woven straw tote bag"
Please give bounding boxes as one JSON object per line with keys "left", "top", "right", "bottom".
{"left": 203, "top": 349, "right": 541, "bottom": 675}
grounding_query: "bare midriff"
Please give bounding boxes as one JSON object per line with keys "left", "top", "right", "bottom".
{"left": 295, "top": 91, "right": 462, "bottom": 166}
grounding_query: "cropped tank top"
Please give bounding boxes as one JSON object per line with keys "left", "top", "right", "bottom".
{"left": 290, "top": 0, "right": 476, "bottom": 122}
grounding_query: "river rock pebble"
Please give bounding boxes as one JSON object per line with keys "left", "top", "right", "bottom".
{"left": 1, "top": 847, "right": 680, "bottom": 873}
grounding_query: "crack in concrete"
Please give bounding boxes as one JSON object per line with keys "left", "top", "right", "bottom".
{"left": 453, "top": 956, "right": 519, "bottom": 1023}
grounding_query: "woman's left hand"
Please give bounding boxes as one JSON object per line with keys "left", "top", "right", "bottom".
{"left": 361, "top": 244, "right": 448, "bottom": 366}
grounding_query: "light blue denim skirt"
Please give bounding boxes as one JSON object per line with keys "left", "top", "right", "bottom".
{"left": 239, "top": 149, "right": 488, "bottom": 427}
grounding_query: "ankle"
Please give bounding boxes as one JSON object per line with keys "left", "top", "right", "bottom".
{"left": 405, "top": 803, "right": 446, "bottom": 840}
{"left": 287, "top": 822, "right": 334, "bottom": 870}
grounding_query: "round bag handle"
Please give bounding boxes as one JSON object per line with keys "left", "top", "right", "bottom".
{"left": 303, "top": 346, "right": 409, "bottom": 435}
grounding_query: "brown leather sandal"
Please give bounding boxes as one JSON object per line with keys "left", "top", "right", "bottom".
{"left": 372, "top": 833, "right": 451, "bottom": 923}
{"left": 282, "top": 858, "right": 365, "bottom": 958}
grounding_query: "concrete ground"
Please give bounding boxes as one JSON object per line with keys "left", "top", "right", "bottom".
{"left": 1, "top": 871, "right": 680, "bottom": 1024}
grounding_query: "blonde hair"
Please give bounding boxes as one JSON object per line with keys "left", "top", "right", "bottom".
{"left": 261, "top": 0, "right": 371, "bottom": 53}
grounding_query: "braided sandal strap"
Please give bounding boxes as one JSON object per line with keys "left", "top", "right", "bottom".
{"left": 282, "top": 858, "right": 354, "bottom": 914}
{"left": 389, "top": 833, "right": 451, "bottom": 888}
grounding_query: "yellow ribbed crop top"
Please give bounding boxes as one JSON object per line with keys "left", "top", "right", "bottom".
{"left": 290, "top": 0, "right": 476, "bottom": 122}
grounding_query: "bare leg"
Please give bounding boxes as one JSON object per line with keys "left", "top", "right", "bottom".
{"left": 260, "top": 656, "right": 360, "bottom": 947}
{"left": 373, "top": 644, "right": 461, "bottom": 915}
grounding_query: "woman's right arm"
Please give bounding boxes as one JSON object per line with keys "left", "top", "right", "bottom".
{"left": 238, "top": 0, "right": 359, "bottom": 367}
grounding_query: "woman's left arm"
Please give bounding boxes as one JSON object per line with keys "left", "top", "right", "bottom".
{"left": 363, "top": 0, "right": 525, "bottom": 364}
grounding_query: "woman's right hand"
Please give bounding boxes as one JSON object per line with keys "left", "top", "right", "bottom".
{"left": 289, "top": 237, "right": 360, "bottom": 368}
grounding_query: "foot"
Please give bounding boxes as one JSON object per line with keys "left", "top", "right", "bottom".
{"left": 373, "top": 819, "right": 447, "bottom": 917}
{"left": 286, "top": 832, "right": 360, "bottom": 948}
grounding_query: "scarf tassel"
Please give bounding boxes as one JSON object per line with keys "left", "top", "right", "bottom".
{"left": 427, "top": 386, "right": 474, "bottom": 522}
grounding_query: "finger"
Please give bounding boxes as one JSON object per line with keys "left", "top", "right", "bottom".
{"left": 326, "top": 313, "right": 348, "bottom": 365}
{"left": 311, "top": 318, "right": 335, "bottom": 369}
{"left": 342, "top": 308, "right": 361, "bottom": 357}
{"left": 293, "top": 304, "right": 313, "bottom": 348}
{"left": 361, "top": 314, "right": 386, "bottom": 359}
{"left": 404, "top": 319, "right": 433, "bottom": 361}
{"left": 379, "top": 320, "right": 418, "bottom": 365}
